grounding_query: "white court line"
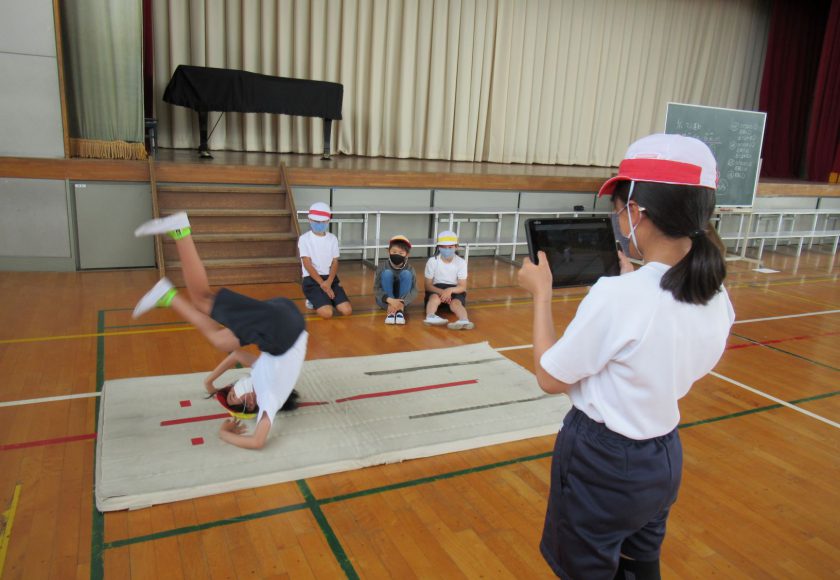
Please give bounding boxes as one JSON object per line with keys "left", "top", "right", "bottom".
{"left": 3, "top": 307, "right": 837, "bottom": 409}
{"left": 734, "top": 309, "right": 840, "bottom": 325}
{"left": 494, "top": 308, "right": 840, "bottom": 353}
{"left": 0, "top": 392, "right": 100, "bottom": 408}
{"left": 495, "top": 345, "right": 533, "bottom": 352}
{"left": 710, "top": 372, "right": 839, "bottom": 430}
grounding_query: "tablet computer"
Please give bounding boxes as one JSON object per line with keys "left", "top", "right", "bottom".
{"left": 525, "top": 217, "right": 621, "bottom": 288}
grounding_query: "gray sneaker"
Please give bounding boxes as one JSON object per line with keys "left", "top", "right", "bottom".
{"left": 447, "top": 320, "right": 475, "bottom": 330}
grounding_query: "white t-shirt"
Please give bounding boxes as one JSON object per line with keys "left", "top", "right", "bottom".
{"left": 298, "top": 231, "right": 339, "bottom": 277}
{"left": 424, "top": 255, "right": 467, "bottom": 285}
{"left": 540, "top": 262, "right": 735, "bottom": 440}
{"left": 251, "top": 331, "right": 308, "bottom": 425}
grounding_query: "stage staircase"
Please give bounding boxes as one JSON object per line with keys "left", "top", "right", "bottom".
{"left": 148, "top": 162, "right": 301, "bottom": 286}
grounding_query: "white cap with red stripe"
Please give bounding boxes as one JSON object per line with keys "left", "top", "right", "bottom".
{"left": 308, "top": 202, "right": 332, "bottom": 222}
{"left": 598, "top": 133, "right": 718, "bottom": 198}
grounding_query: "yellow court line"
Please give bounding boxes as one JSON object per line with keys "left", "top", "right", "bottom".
{"left": 759, "top": 286, "right": 839, "bottom": 310}
{"left": 0, "top": 274, "right": 834, "bottom": 346}
{"left": 0, "top": 484, "right": 21, "bottom": 580}
{"left": 0, "top": 325, "right": 194, "bottom": 345}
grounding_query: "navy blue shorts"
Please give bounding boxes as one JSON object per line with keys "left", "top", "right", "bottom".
{"left": 424, "top": 283, "right": 467, "bottom": 308}
{"left": 302, "top": 276, "right": 350, "bottom": 309}
{"left": 540, "top": 407, "right": 682, "bottom": 579}
{"left": 210, "top": 289, "right": 305, "bottom": 356}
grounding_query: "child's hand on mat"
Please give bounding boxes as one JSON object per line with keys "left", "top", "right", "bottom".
{"left": 617, "top": 250, "right": 634, "bottom": 275}
{"left": 518, "top": 251, "right": 552, "bottom": 299}
{"left": 203, "top": 377, "right": 217, "bottom": 394}
{"left": 219, "top": 419, "right": 247, "bottom": 435}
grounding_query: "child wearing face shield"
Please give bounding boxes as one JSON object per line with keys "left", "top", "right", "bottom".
{"left": 519, "top": 134, "right": 735, "bottom": 580}
{"left": 132, "top": 212, "right": 308, "bottom": 450}
{"left": 373, "top": 235, "right": 418, "bottom": 325}
{"left": 298, "top": 202, "right": 353, "bottom": 320}
{"left": 423, "top": 231, "right": 475, "bottom": 330}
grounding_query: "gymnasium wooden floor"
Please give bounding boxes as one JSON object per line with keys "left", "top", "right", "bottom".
{"left": 0, "top": 247, "right": 838, "bottom": 579}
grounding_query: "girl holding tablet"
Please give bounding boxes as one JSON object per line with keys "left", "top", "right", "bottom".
{"left": 518, "top": 134, "right": 734, "bottom": 579}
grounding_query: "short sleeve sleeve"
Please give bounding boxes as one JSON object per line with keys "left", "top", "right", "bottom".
{"left": 539, "top": 280, "right": 627, "bottom": 384}
{"left": 297, "top": 233, "right": 311, "bottom": 258}
{"left": 457, "top": 258, "right": 468, "bottom": 279}
{"left": 330, "top": 234, "right": 340, "bottom": 259}
{"left": 424, "top": 257, "right": 436, "bottom": 279}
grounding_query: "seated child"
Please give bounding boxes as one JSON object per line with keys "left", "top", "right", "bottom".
{"left": 423, "top": 230, "right": 475, "bottom": 330}
{"left": 133, "top": 211, "right": 307, "bottom": 450}
{"left": 373, "top": 235, "right": 418, "bottom": 325}
{"left": 298, "top": 202, "right": 352, "bottom": 319}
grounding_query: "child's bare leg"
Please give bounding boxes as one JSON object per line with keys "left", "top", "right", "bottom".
{"left": 450, "top": 299, "right": 468, "bottom": 320}
{"left": 426, "top": 294, "right": 442, "bottom": 317}
{"left": 316, "top": 305, "right": 334, "bottom": 319}
{"left": 170, "top": 294, "right": 240, "bottom": 351}
{"left": 336, "top": 302, "right": 352, "bottom": 316}
{"left": 172, "top": 236, "right": 214, "bottom": 313}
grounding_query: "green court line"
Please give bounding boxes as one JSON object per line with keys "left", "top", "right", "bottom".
{"left": 90, "top": 311, "right": 105, "bottom": 580}
{"left": 319, "top": 451, "right": 553, "bottom": 506}
{"left": 90, "top": 290, "right": 840, "bottom": 579}
{"left": 297, "top": 480, "right": 359, "bottom": 580}
{"left": 103, "top": 502, "right": 308, "bottom": 549}
{"left": 95, "top": 387, "right": 840, "bottom": 557}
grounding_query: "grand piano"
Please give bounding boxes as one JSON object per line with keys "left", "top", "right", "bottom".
{"left": 162, "top": 65, "right": 343, "bottom": 159}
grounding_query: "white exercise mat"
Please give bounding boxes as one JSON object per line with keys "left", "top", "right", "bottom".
{"left": 96, "top": 342, "right": 570, "bottom": 511}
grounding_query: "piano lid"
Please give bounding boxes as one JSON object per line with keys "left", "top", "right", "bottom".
{"left": 163, "top": 65, "right": 343, "bottom": 120}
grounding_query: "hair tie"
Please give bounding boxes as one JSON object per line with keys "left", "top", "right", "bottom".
{"left": 688, "top": 229, "right": 706, "bottom": 240}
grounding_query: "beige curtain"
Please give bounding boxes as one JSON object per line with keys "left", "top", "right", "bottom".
{"left": 61, "top": 0, "right": 146, "bottom": 160}
{"left": 154, "top": 0, "right": 769, "bottom": 166}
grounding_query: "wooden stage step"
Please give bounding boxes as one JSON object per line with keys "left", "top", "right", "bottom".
{"left": 152, "top": 163, "right": 302, "bottom": 285}
{"left": 167, "top": 257, "right": 300, "bottom": 286}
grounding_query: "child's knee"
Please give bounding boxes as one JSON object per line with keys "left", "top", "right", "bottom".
{"left": 194, "top": 292, "right": 216, "bottom": 315}
{"left": 317, "top": 306, "right": 334, "bottom": 319}
{"left": 337, "top": 302, "right": 352, "bottom": 315}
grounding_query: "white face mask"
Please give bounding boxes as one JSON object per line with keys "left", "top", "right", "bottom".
{"left": 613, "top": 182, "right": 644, "bottom": 260}
{"left": 233, "top": 376, "right": 254, "bottom": 398}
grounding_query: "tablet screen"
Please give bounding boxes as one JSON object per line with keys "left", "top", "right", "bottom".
{"left": 526, "top": 217, "right": 621, "bottom": 288}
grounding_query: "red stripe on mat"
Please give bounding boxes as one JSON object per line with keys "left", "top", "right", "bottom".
{"left": 1, "top": 432, "right": 96, "bottom": 451}
{"left": 335, "top": 379, "right": 478, "bottom": 403}
{"left": 160, "top": 413, "right": 230, "bottom": 426}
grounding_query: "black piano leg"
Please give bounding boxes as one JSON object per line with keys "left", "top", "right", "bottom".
{"left": 198, "top": 111, "right": 213, "bottom": 159}
{"left": 322, "top": 119, "right": 332, "bottom": 160}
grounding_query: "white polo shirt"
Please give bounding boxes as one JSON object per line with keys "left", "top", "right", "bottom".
{"left": 424, "top": 255, "right": 467, "bottom": 285}
{"left": 298, "top": 231, "right": 339, "bottom": 277}
{"left": 252, "top": 331, "right": 308, "bottom": 425}
{"left": 540, "top": 262, "right": 735, "bottom": 440}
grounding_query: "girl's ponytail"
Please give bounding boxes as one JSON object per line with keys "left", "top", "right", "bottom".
{"left": 660, "top": 225, "right": 726, "bottom": 305}
{"left": 613, "top": 181, "right": 727, "bottom": 305}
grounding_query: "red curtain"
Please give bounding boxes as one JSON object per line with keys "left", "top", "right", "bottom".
{"left": 758, "top": 0, "right": 829, "bottom": 179}
{"left": 806, "top": 0, "right": 840, "bottom": 182}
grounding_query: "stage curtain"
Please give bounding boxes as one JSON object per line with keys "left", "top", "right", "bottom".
{"left": 806, "top": 0, "right": 840, "bottom": 182}
{"left": 153, "top": 0, "right": 769, "bottom": 165}
{"left": 757, "top": 0, "right": 829, "bottom": 179}
{"left": 60, "top": 0, "right": 146, "bottom": 160}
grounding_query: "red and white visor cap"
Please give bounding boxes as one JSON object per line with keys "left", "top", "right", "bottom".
{"left": 598, "top": 133, "right": 718, "bottom": 198}
{"left": 308, "top": 202, "right": 332, "bottom": 222}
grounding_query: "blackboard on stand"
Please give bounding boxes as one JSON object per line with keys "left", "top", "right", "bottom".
{"left": 665, "top": 103, "right": 766, "bottom": 208}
